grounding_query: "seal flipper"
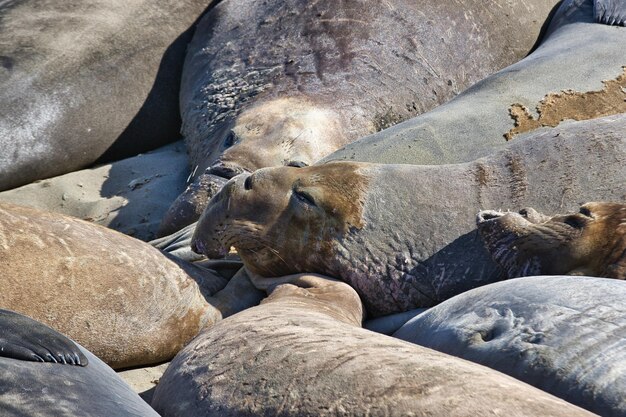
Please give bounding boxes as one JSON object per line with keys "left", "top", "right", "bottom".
{"left": 0, "top": 309, "right": 88, "bottom": 366}
{"left": 594, "top": 0, "right": 626, "bottom": 25}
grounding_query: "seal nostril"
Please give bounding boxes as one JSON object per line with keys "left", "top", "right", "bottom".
{"left": 286, "top": 160, "right": 308, "bottom": 168}
{"left": 477, "top": 210, "right": 503, "bottom": 224}
{"left": 209, "top": 162, "right": 245, "bottom": 179}
{"left": 244, "top": 175, "right": 253, "bottom": 190}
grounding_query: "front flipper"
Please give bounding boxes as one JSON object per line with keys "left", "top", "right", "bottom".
{"left": 0, "top": 309, "right": 88, "bottom": 366}
{"left": 595, "top": 0, "right": 626, "bottom": 25}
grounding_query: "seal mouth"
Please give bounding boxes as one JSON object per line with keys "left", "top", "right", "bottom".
{"left": 476, "top": 210, "right": 505, "bottom": 225}
{"left": 190, "top": 233, "right": 229, "bottom": 258}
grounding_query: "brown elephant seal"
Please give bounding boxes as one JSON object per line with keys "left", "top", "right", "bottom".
{"left": 158, "top": 0, "right": 559, "bottom": 235}
{"left": 0, "top": 309, "right": 160, "bottom": 417}
{"left": 477, "top": 202, "right": 626, "bottom": 279}
{"left": 323, "top": 0, "right": 626, "bottom": 167}
{"left": 151, "top": 274, "right": 594, "bottom": 417}
{"left": 191, "top": 114, "right": 626, "bottom": 317}
{"left": 0, "top": 201, "right": 262, "bottom": 369}
{"left": 393, "top": 275, "right": 626, "bottom": 416}
{"left": 0, "top": 0, "right": 213, "bottom": 192}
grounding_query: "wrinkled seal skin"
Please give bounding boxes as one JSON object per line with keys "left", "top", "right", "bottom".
{"left": 0, "top": 0, "right": 213, "bottom": 191}
{"left": 0, "top": 310, "right": 159, "bottom": 417}
{"left": 394, "top": 276, "right": 626, "bottom": 416}
{"left": 192, "top": 114, "right": 626, "bottom": 317}
{"left": 0, "top": 201, "right": 228, "bottom": 369}
{"left": 477, "top": 202, "right": 626, "bottom": 279}
{"left": 152, "top": 274, "right": 595, "bottom": 417}
{"left": 159, "top": 0, "right": 559, "bottom": 235}
{"left": 324, "top": 0, "right": 626, "bottom": 166}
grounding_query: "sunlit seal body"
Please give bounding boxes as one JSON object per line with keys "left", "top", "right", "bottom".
{"left": 191, "top": 114, "right": 626, "bottom": 317}
{"left": 0, "top": 309, "right": 159, "bottom": 417}
{"left": 394, "top": 276, "right": 626, "bottom": 416}
{"left": 159, "top": 0, "right": 559, "bottom": 235}
{"left": 324, "top": 0, "right": 626, "bottom": 166}
{"left": 477, "top": 202, "right": 626, "bottom": 278}
{"left": 0, "top": 0, "right": 212, "bottom": 191}
{"left": 152, "top": 274, "right": 594, "bottom": 417}
{"left": 0, "top": 201, "right": 258, "bottom": 369}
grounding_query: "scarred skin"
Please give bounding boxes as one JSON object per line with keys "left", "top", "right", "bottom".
{"left": 477, "top": 202, "right": 626, "bottom": 279}
{"left": 191, "top": 114, "right": 626, "bottom": 317}
{"left": 393, "top": 275, "right": 626, "bottom": 416}
{"left": 158, "top": 0, "right": 558, "bottom": 235}
{"left": 0, "top": 201, "right": 251, "bottom": 369}
{"left": 152, "top": 274, "right": 595, "bottom": 417}
{"left": 324, "top": 0, "right": 626, "bottom": 168}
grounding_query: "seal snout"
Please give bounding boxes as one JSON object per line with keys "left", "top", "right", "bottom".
{"left": 477, "top": 210, "right": 504, "bottom": 225}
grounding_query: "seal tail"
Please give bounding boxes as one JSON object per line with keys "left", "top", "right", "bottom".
{"left": 594, "top": 0, "right": 626, "bottom": 26}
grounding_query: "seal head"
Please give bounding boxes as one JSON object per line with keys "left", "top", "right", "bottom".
{"left": 477, "top": 202, "right": 626, "bottom": 278}
{"left": 191, "top": 162, "right": 368, "bottom": 277}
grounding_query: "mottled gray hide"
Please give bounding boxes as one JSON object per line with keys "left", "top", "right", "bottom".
{"left": 394, "top": 275, "right": 626, "bottom": 417}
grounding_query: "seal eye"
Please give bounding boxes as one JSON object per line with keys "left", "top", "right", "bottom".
{"left": 519, "top": 209, "right": 529, "bottom": 218}
{"left": 224, "top": 131, "right": 237, "bottom": 148}
{"left": 579, "top": 207, "right": 592, "bottom": 217}
{"left": 563, "top": 215, "right": 585, "bottom": 229}
{"left": 293, "top": 189, "right": 316, "bottom": 206}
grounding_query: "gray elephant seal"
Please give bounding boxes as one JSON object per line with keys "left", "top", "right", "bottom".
{"left": 0, "top": 0, "right": 212, "bottom": 191}
{"left": 0, "top": 309, "right": 159, "bottom": 417}
{"left": 151, "top": 274, "right": 594, "bottom": 417}
{"left": 477, "top": 202, "right": 626, "bottom": 278}
{"left": 191, "top": 114, "right": 626, "bottom": 317}
{"left": 159, "top": 0, "right": 558, "bottom": 235}
{"left": 0, "top": 201, "right": 262, "bottom": 369}
{"left": 323, "top": 0, "right": 626, "bottom": 166}
{"left": 394, "top": 275, "right": 626, "bottom": 416}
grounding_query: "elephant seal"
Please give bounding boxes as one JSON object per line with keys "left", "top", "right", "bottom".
{"left": 0, "top": 0, "right": 212, "bottom": 191}
{"left": 158, "top": 0, "right": 559, "bottom": 235}
{"left": 151, "top": 274, "right": 594, "bottom": 417}
{"left": 477, "top": 202, "right": 626, "bottom": 279}
{"left": 0, "top": 201, "right": 262, "bottom": 369}
{"left": 323, "top": 0, "right": 626, "bottom": 166}
{"left": 393, "top": 275, "right": 626, "bottom": 416}
{"left": 0, "top": 309, "right": 159, "bottom": 417}
{"left": 191, "top": 114, "right": 626, "bottom": 317}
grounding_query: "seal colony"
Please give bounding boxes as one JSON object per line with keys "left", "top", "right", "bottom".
{"left": 323, "top": 0, "right": 626, "bottom": 166}
{"left": 159, "top": 0, "right": 558, "bottom": 235}
{"left": 477, "top": 202, "right": 626, "bottom": 279}
{"left": 191, "top": 114, "right": 626, "bottom": 316}
{"left": 151, "top": 274, "right": 595, "bottom": 417}
{"left": 394, "top": 276, "right": 626, "bottom": 416}
{"left": 0, "top": 0, "right": 212, "bottom": 191}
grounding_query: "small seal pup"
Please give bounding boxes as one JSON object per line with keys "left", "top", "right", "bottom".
{"left": 191, "top": 114, "right": 626, "bottom": 317}
{"left": 0, "top": 201, "right": 261, "bottom": 369}
{"left": 477, "top": 202, "right": 626, "bottom": 278}
{"left": 0, "top": 309, "right": 159, "bottom": 417}
{"left": 324, "top": 0, "right": 626, "bottom": 166}
{"left": 151, "top": 274, "right": 595, "bottom": 417}
{"left": 0, "top": 0, "right": 212, "bottom": 191}
{"left": 393, "top": 275, "right": 626, "bottom": 416}
{"left": 158, "top": 0, "right": 559, "bottom": 235}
